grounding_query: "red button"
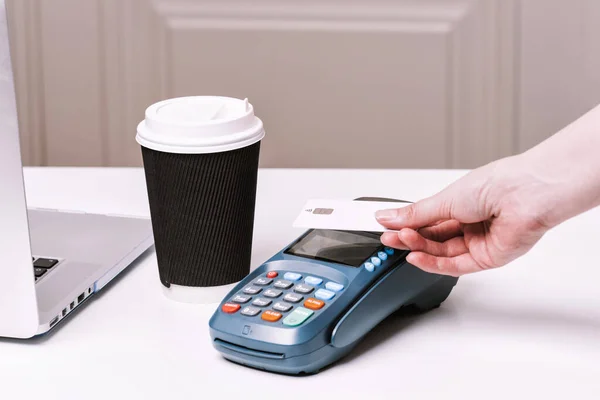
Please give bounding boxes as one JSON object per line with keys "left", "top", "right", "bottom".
{"left": 221, "top": 302, "right": 241, "bottom": 314}
{"left": 266, "top": 271, "right": 278, "bottom": 278}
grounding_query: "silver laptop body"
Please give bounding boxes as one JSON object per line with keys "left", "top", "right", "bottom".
{"left": 0, "top": 0, "right": 154, "bottom": 339}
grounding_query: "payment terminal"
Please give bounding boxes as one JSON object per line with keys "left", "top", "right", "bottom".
{"left": 208, "top": 198, "right": 459, "bottom": 375}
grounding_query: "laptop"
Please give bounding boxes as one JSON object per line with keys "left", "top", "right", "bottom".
{"left": 0, "top": 0, "right": 154, "bottom": 339}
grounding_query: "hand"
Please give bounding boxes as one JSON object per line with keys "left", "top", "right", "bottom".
{"left": 374, "top": 156, "right": 553, "bottom": 277}
{"left": 375, "top": 103, "right": 600, "bottom": 277}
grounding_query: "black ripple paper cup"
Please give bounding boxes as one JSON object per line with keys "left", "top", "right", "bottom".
{"left": 136, "top": 96, "right": 265, "bottom": 304}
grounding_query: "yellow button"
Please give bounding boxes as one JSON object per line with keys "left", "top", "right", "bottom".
{"left": 261, "top": 310, "right": 282, "bottom": 322}
{"left": 304, "top": 298, "right": 325, "bottom": 310}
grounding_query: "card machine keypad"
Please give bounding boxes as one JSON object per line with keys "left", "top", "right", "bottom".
{"left": 219, "top": 246, "right": 398, "bottom": 328}
{"left": 221, "top": 270, "right": 345, "bottom": 327}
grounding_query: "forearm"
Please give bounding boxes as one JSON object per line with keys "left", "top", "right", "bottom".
{"left": 520, "top": 103, "right": 600, "bottom": 227}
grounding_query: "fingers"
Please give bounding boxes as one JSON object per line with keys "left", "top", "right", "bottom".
{"left": 380, "top": 222, "right": 463, "bottom": 252}
{"left": 380, "top": 231, "right": 409, "bottom": 250}
{"left": 406, "top": 252, "right": 485, "bottom": 277}
{"left": 381, "top": 227, "right": 475, "bottom": 276}
{"left": 398, "top": 229, "right": 468, "bottom": 258}
{"left": 375, "top": 193, "right": 453, "bottom": 230}
{"left": 417, "top": 220, "right": 463, "bottom": 242}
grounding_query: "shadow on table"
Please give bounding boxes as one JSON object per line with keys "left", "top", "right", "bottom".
{"left": 0, "top": 246, "right": 155, "bottom": 345}
{"left": 334, "top": 305, "right": 451, "bottom": 369}
{"left": 333, "top": 278, "right": 600, "bottom": 371}
{"left": 459, "top": 302, "right": 600, "bottom": 333}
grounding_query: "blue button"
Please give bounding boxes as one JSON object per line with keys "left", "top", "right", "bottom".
{"left": 364, "top": 262, "right": 375, "bottom": 272}
{"left": 384, "top": 247, "right": 395, "bottom": 256}
{"left": 370, "top": 257, "right": 382, "bottom": 267}
{"left": 325, "top": 282, "right": 344, "bottom": 292}
{"left": 284, "top": 272, "right": 302, "bottom": 281}
{"left": 377, "top": 251, "right": 388, "bottom": 261}
{"left": 305, "top": 276, "right": 323, "bottom": 286}
{"left": 315, "top": 289, "right": 335, "bottom": 301}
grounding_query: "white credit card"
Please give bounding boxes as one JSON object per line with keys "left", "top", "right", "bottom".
{"left": 293, "top": 199, "right": 410, "bottom": 232}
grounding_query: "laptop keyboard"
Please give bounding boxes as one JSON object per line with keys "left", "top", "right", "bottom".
{"left": 33, "top": 257, "right": 59, "bottom": 282}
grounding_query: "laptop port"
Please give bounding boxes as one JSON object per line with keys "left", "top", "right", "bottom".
{"left": 62, "top": 308, "right": 67, "bottom": 317}
{"left": 70, "top": 302, "right": 75, "bottom": 310}
{"left": 50, "top": 316, "right": 59, "bottom": 328}
{"left": 78, "top": 293, "right": 85, "bottom": 303}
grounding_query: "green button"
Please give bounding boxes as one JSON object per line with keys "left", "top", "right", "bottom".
{"left": 283, "top": 307, "right": 314, "bottom": 327}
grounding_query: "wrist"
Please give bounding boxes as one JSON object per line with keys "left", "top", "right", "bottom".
{"left": 510, "top": 149, "right": 600, "bottom": 229}
{"left": 487, "top": 153, "right": 562, "bottom": 230}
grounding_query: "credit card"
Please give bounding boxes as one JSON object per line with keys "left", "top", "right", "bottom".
{"left": 293, "top": 199, "right": 409, "bottom": 232}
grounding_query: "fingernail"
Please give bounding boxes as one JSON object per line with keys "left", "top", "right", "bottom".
{"left": 375, "top": 208, "right": 399, "bottom": 221}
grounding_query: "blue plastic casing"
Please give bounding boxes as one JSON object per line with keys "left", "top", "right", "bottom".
{"left": 208, "top": 229, "right": 458, "bottom": 375}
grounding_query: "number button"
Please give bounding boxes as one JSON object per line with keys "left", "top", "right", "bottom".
{"left": 325, "top": 282, "right": 344, "bottom": 292}
{"left": 377, "top": 251, "right": 388, "bottom": 261}
{"left": 304, "top": 276, "right": 323, "bottom": 286}
{"left": 254, "top": 277, "right": 272, "bottom": 286}
{"left": 315, "top": 289, "right": 335, "bottom": 301}
{"left": 241, "top": 306, "right": 261, "bottom": 316}
{"left": 294, "top": 284, "right": 314, "bottom": 295}
{"left": 370, "top": 257, "right": 382, "bottom": 267}
{"left": 252, "top": 298, "right": 272, "bottom": 307}
{"left": 283, "top": 307, "right": 314, "bottom": 327}
{"left": 283, "top": 272, "right": 302, "bottom": 281}
{"left": 263, "top": 289, "right": 283, "bottom": 298}
{"left": 221, "top": 303, "right": 241, "bottom": 314}
{"left": 304, "top": 298, "right": 325, "bottom": 310}
{"left": 232, "top": 295, "right": 251, "bottom": 304}
{"left": 261, "top": 310, "right": 282, "bottom": 322}
{"left": 364, "top": 262, "right": 375, "bottom": 272}
{"left": 243, "top": 286, "right": 262, "bottom": 295}
{"left": 283, "top": 293, "right": 303, "bottom": 303}
{"left": 273, "top": 280, "right": 293, "bottom": 289}
{"left": 273, "top": 302, "right": 293, "bottom": 312}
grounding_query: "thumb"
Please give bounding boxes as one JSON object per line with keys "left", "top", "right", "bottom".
{"left": 375, "top": 193, "right": 453, "bottom": 230}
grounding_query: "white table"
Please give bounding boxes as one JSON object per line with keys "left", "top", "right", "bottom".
{"left": 2, "top": 167, "right": 599, "bottom": 400}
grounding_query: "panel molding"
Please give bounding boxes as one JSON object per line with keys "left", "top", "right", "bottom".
{"left": 156, "top": 2, "right": 460, "bottom": 119}
{"left": 9, "top": 0, "right": 112, "bottom": 166}
{"left": 112, "top": 0, "right": 164, "bottom": 166}
{"left": 581, "top": 0, "right": 600, "bottom": 117}
{"left": 153, "top": 1, "right": 469, "bottom": 22}
{"left": 99, "top": 0, "right": 126, "bottom": 166}
{"left": 7, "top": 0, "right": 46, "bottom": 166}
{"left": 448, "top": 0, "right": 518, "bottom": 167}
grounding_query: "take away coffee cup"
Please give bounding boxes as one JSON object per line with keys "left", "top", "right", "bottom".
{"left": 136, "top": 96, "right": 265, "bottom": 304}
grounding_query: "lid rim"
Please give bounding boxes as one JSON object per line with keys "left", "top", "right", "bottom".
{"left": 135, "top": 130, "right": 265, "bottom": 155}
{"left": 136, "top": 120, "right": 264, "bottom": 150}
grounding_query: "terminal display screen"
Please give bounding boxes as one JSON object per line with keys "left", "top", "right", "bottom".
{"left": 286, "top": 229, "right": 382, "bottom": 267}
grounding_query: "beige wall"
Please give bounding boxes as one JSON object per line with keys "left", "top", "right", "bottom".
{"left": 7, "top": 0, "right": 600, "bottom": 169}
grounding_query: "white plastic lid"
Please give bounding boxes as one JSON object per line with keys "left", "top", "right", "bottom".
{"left": 136, "top": 96, "right": 265, "bottom": 154}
